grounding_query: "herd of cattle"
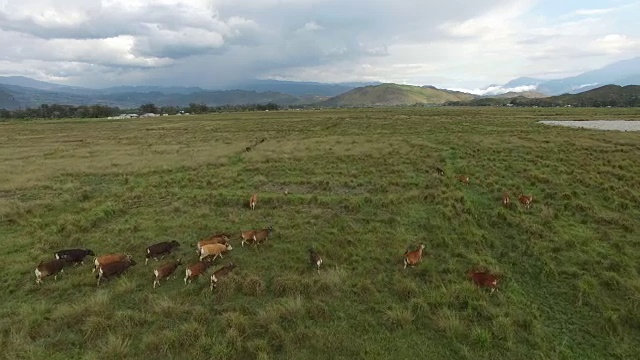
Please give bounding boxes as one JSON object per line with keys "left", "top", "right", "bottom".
{"left": 35, "top": 169, "right": 534, "bottom": 294}
{"left": 34, "top": 221, "right": 274, "bottom": 291}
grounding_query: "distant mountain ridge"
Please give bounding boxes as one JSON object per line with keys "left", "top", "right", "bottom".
{"left": 0, "top": 76, "right": 86, "bottom": 93}
{"left": 0, "top": 83, "right": 328, "bottom": 109}
{"left": 482, "top": 91, "right": 548, "bottom": 99}
{"left": 1, "top": 56, "right": 639, "bottom": 110}
{"left": 444, "top": 85, "right": 640, "bottom": 107}
{"left": 498, "top": 57, "right": 640, "bottom": 95}
{"left": 0, "top": 77, "right": 380, "bottom": 110}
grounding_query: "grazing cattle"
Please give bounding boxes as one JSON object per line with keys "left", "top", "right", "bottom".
{"left": 54, "top": 248, "right": 95, "bottom": 265}
{"left": 403, "top": 244, "right": 425, "bottom": 269}
{"left": 145, "top": 240, "right": 180, "bottom": 265}
{"left": 96, "top": 258, "right": 136, "bottom": 286}
{"left": 153, "top": 259, "right": 182, "bottom": 289}
{"left": 458, "top": 175, "right": 470, "bottom": 185}
{"left": 209, "top": 262, "right": 237, "bottom": 291}
{"left": 240, "top": 230, "right": 257, "bottom": 247}
{"left": 436, "top": 167, "right": 444, "bottom": 176}
{"left": 199, "top": 242, "right": 233, "bottom": 261}
{"left": 502, "top": 192, "right": 510, "bottom": 207}
{"left": 246, "top": 146, "right": 252, "bottom": 152}
{"left": 252, "top": 226, "right": 273, "bottom": 245}
{"left": 308, "top": 248, "right": 323, "bottom": 273}
{"left": 93, "top": 253, "right": 131, "bottom": 273}
{"left": 184, "top": 258, "right": 215, "bottom": 284}
{"left": 468, "top": 270, "right": 500, "bottom": 294}
{"left": 249, "top": 193, "right": 257, "bottom": 210}
{"left": 35, "top": 259, "right": 69, "bottom": 284}
{"left": 196, "top": 234, "right": 230, "bottom": 254}
{"left": 518, "top": 194, "right": 533, "bottom": 209}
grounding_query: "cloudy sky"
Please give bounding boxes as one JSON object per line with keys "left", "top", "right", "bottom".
{"left": 0, "top": 0, "right": 638, "bottom": 90}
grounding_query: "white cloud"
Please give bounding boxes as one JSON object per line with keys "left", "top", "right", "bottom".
{"left": 571, "top": 83, "right": 599, "bottom": 91}
{"left": 297, "top": 21, "right": 324, "bottom": 32}
{"left": 575, "top": 8, "right": 616, "bottom": 16}
{"left": 0, "top": 0, "right": 638, "bottom": 89}
{"left": 591, "top": 34, "right": 637, "bottom": 54}
{"left": 448, "top": 84, "right": 541, "bottom": 96}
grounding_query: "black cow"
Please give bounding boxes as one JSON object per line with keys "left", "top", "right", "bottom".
{"left": 145, "top": 240, "right": 181, "bottom": 265}
{"left": 54, "top": 248, "right": 95, "bottom": 265}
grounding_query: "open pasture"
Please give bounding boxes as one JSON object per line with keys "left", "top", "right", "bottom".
{"left": 1, "top": 107, "right": 639, "bottom": 359}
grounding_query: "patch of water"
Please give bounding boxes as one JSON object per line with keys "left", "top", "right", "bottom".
{"left": 538, "top": 120, "right": 640, "bottom": 132}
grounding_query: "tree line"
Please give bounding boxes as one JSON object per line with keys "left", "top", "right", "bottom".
{"left": 0, "top": 102, "right": 281, "bottom": 120}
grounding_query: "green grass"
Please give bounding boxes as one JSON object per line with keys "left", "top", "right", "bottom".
{"left": 1, "top": 107, "right": 639, "bottom": 359}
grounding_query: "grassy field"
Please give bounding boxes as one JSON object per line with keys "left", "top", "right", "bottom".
{"left": 0, "top": 107, "right": 639, "bottom": 360}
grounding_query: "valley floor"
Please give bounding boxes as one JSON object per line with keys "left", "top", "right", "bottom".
{"left": 0, "top": 107, "right": 639, "bottom": 360}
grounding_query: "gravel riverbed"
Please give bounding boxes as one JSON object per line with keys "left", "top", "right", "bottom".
{"left": 538, "top": 120, "right": 640, "bottom": 132}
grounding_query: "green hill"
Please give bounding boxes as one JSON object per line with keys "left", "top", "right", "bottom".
{"left": 485, "top": 91, "right": 548, "bottom": 99}
{"left": 551, "top": 85, "right": 640, "bottom": 106}
{"left": 320, "top": 83, "right": 476, "bottom": 107}
{"left": 446, "top": 85, "right": 640, "bottom": 107}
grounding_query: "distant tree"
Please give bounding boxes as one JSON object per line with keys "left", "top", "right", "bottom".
{"left": 256, "top": 103, "right": 279, "bottom": 111}
{"left": 140, "top": 103, "right": 159, "bottom": 114}
{"left": 160, "top": 106, "right": 179, "bottom": 115}
{"left": 188, "top": 103, "right": 209, "bottom": 114}
{"left": 39, "top": 104, "right": 50, "bottom": 118}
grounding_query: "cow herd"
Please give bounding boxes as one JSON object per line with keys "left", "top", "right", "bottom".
{"left": 34, "top": 167, "right": 534, "bottom": 295}
{"left": 34, "top": 223, "right": 279, "bottom": 291}
{"left": 399, "top": 167, "right": 536, "bottom": 293}
{"left": 33, "top": 193, "right": 310, "bottom": 291}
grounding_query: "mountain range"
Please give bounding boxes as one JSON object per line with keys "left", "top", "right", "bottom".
{"left": 499, "top": 57, "right": 640, "bottom": 95}
{"left": 0, "top": 57, "right": 638, "bottom": 110}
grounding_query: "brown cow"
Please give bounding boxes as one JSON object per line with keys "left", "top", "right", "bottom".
{"left": 209, "top": 262, "right": 237, "bottom": 291}
{"left": 240, "top": 230, "right": 257, "bottom": 247}
{"left": 249, "top": 193, "right": 257, "bottom": 210}
{"left": 153, "top": 259, "right": 182, "bottom": 289}
{"left": 502, "top": 192, "right": 510, "bottom": 207}
{"left": 403, "top": 244, "right": 425, "bottom": 269}
{"left": 519, "top": 194, "right": 533, "bottom": 209}
{"left": 35, "top": 259, "right": 70, "bottom": 284}
{"left": 184, "top": 258, "right": 215, "bottom": 284}
{"left": 199, "top": 243, "right": 233, "bottom": 262}
{"left": 93, "top": 253, "right": 131, "bottom": 273}
{"left": 468, "top": 269, "right": 500, "bottom": 294}
{"left": 96, "top": 258, "right": 137, "bottom": 286}
{"left": 308, "top": 248, "right": 323, "bottom": 273}
{"left": 196, "top": 234, "right": 230, "bottom": 254}
{"left": 252, "top": 226, "right": 273, "bottom": 246}
{"left": 458, "top": 175, "right": 470, "bottom": 185}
